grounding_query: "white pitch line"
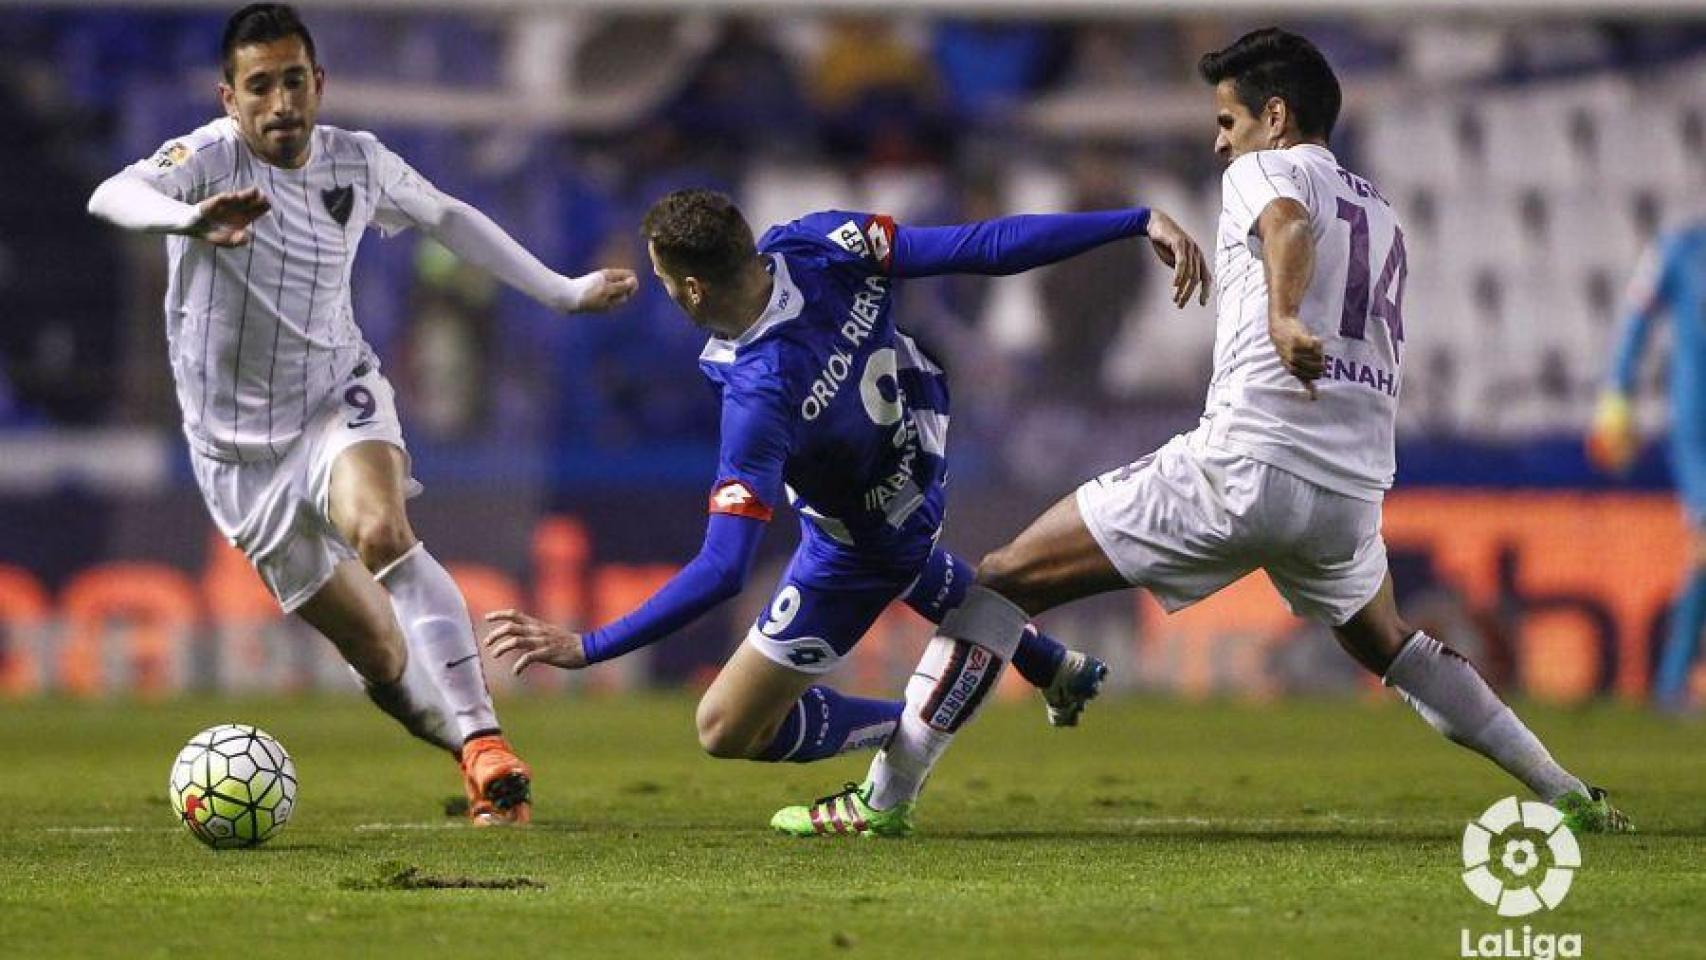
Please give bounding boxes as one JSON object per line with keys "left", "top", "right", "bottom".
{"left": 1087, "top": 816, "right": 1408, "bottom": 828}
{"left": 44, "top": 826, "right": 178, "bottom": 835}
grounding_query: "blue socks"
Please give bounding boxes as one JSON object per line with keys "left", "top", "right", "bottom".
{"left": 753, "top": 546, "right": 1081, "bottom": 765}
{"left": 756, "top": 686, "right": 902, "bottom": 763}
{"left": 903, "top": 546, "right": 1067, "bottom": 688}
{"left": 1655, "top": 567, "right": 1706, "bottom": 704}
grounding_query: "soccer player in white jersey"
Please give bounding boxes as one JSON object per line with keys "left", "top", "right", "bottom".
{"left": 86, "top": 4, "right": 638, "bottom": 824}
{"left": 777, "top": 28, "right": 1632, "bottom": 837}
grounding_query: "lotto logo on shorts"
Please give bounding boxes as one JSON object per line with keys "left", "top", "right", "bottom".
{"left": 784, "top": 641, "right": 833, "bottom": 668}
{"left": 708, "top": 480, "right": 773, "bottom": 521}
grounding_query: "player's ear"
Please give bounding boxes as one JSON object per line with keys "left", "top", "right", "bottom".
{"left": 218, "top": 81, "right": 238, "bottom": 120}
{"left": 683, "top": 276, "right": 705, "bottom": 308}
{"left": 313, "top": 64, "right": 326, "bottom": 97}
{"left": 1263, "top": 96, "right": 1289, "bottom": 146}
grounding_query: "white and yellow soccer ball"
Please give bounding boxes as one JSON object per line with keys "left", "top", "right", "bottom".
{"left": 167, "top": 724, "right": 296, "bottom": 849}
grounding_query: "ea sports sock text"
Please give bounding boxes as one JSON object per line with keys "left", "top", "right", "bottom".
{"left": 902, "top": 546, "right": 1067, "bottom": 688}
{"left": 379, "top": 543, "right": 500, "bottom": 744}
{"left": 868, "top": 586, "right": 1028, "bottom": 811}
{"left": 1383, "top": 631, "right": 1588, "bottom": 802}
{"left": 756, "top": 686, "right": 903, "bottom": 762}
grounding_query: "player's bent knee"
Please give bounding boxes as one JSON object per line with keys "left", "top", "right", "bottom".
{"left": 696, "top": 715, "right": 762, "bottom": 760}
{"left": 694, "top": 696, "right": 776, "bottom": 760}
{"left": 348, "top": 515, "right": 416, "bottom": 574}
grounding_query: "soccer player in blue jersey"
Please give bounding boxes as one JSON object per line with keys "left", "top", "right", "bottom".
{"left": 1589, "top": 224, "right": 1706, "bottom": 711}
{"left": 485, "top": 189, "right": 1209, "bottom": 814}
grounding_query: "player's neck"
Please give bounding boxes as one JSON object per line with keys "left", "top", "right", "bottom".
{"left": 717, "top": 261, "right": 776, "bottom": 339}
{"left": 1272, "top": 134, "right": 1329, "bottom": 152}
{"left": 240, "top": 131, "right": 314, "bottom": 170}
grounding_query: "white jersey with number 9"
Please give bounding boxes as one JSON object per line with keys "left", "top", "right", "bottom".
{"left": 1203, "top": 143, "right": 1407, "bottom": 502}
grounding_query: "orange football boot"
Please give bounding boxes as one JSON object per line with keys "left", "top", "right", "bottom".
{"left": 459, "top": 734, "right": 532, "bottom": 826}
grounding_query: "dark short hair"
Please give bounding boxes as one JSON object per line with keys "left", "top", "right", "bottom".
{"left": 222, "top": 3, "right": 317, "bottom": 82}
{"left": 1198, "top": 28, "right": 1342, "bottom": 140}
{"left": 641, "top": 189, "right": 755, "bottom": 284}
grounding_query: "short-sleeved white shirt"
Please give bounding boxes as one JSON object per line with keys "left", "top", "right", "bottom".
{"left": 1201, "top": 143, "right": 1407, "bottom": 501}
{"left": 131, "top": 118, "right": 441, "bottom": 462}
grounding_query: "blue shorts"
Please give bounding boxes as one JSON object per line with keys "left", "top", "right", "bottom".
{"left": 742, "top": 518, "right": 936, "bottom": 675}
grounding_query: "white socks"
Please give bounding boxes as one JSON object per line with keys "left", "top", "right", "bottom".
{"left": 378, "top": 543, "right": 500, "bottom": 745}
{"left": 867, "top": 587, "right": 1029, "bottom": 811}
{"left": 1384, "top": 631, "right": 1588, "bottom": 803}
{"left": 361, "top": 647, "right": 460, "bottom": 754}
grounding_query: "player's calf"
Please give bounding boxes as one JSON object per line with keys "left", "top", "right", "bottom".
{"left": 694, "top": 699, "right": 771, "bottom": 760}
{"left": 865, "top": 587, "right": 1026, "bottom": 812}
{"left": 296, "top": 562, "right": 408, "bottom": 685}
{"left": 697, "top": 686, "right": 901, "bottom": 762}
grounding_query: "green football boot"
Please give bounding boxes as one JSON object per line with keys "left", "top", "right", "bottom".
{"left": 770, "top": 781, "right": 914, "bottom": 838}
{"left": 1554, "top": 786, "right": 1635, "bottom": 834}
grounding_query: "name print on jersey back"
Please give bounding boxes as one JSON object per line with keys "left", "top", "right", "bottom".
{"left": 1208, "top": 144, "right": 1409, "bottom": 500}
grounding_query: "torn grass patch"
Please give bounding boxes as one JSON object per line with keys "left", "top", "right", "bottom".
{"left": 341, "top": 861, "right": 545, "bottom": 891}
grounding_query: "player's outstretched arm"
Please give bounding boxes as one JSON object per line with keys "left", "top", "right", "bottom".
{"left": 87, "top": 172, "right": 271, "bottom": 247}
{"left": 484, "top": 514, "right": 765, "bottom": 673}
{"left": 417, "top": 194, "right": 638, "bottom": 313}
{"left": 885, "top": 207, "right": 1209, "bottom": 306}
{"left": 1255, "top": 197, "right": 1324, "bottom": 399}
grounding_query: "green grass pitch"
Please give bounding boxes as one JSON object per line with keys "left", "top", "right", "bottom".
{"left": 2, "top": 695, "right": 1703, "bottom": 958}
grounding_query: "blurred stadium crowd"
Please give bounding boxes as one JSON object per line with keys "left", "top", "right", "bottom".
{"left": 3, "top": 11, "right": 1705, "bottom": 495}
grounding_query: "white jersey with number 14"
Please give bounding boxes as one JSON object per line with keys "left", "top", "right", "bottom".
{"left": 1200, "top": 143, "right": 1407, "bottom": 501}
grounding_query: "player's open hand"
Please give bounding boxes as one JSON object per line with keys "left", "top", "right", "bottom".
{"left": 191, "top": 187, "right": 271, "bottom": 247}
{"left": 482, "top": 609, "right": 589, "bottom": 673}
{"left": 565, "top": 268, "right": 640, "bottom": 313}
{"left": 1145, "top": 210, "right": 1212, "bottom": 308}
{"left": 1269, "top": 314, "right": 1325, "bottom": 399}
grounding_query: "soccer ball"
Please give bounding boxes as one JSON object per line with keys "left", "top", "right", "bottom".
{"left": 167, "top": 724, "right": 296, "bottom": 849}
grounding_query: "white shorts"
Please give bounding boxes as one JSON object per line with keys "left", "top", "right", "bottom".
{"left": 1074, "top": 434, "right": 1387, "bottom": 626}
{"left": 189, "top": 365, "right": 418, "bottom": 613}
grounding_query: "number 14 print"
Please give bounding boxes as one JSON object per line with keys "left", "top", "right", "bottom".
{"left": 1336, "top": 198, "right": 1407, "bottom": 357}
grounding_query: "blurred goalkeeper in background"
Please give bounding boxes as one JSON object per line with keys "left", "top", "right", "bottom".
{"left": 1590, "top": 225, "right": 1706, "bottom": 711}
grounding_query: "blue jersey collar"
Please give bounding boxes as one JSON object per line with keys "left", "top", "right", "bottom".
{"left": 700, "top": 254, "right": 804, "bottom": 365}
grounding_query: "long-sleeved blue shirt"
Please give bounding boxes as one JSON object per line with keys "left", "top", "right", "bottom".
{"left": 581, "top": 207, "right": 1151, "bottom": 663}
{"left": 1608, "top": 225, "right": 1706, "bottom": 447}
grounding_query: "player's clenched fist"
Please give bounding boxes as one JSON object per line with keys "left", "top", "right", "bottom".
{"left": 561, "top": 268, "right": 640, "bottom": 313}
{"left": 191, "top": 187, "right": 272, "bottom": 247}
{"left": 1269, "top": 314, "right": 1325, "bottom": 399}
{"left": 483, "top": 609, "right": 589, "bottom": 673}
